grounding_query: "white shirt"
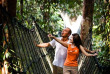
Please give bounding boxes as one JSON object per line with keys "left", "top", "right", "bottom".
{"left": 49, "top": 37, "right": 69, "bottom": 68}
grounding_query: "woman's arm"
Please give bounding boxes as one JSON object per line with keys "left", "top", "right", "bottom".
{"left": 48, "top": 34, "right": 68, "bottom": 48}
{"left": 80, "top": 45, "right": 98, "bottom": 56}
{"left": 83, "top": 46, "right": 96, "bottom": 53}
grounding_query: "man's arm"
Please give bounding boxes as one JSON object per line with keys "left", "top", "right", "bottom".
{"left": 34, "top": 41, "right": 51, "bottom": 48}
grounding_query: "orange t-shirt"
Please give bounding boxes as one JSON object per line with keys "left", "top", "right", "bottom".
{"left": 64, "top": 44, "right": 79, "bottom": 67}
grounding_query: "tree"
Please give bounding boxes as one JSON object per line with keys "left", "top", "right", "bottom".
{"left": 0, "top": 0, "right": 17, "bottom": 73}
{"left": 80, "top": 0, "right": 94, "bottom": 44}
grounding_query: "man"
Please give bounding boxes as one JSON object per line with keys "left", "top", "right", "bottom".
{"left": 34, "top": 27, "right": 95, "bottom": 74}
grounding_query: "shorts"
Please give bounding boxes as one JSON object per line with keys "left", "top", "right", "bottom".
{"left": 63, "top": 66, "right": 78, "bottom": 74}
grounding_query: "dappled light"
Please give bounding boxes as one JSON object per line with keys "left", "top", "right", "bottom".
{"left": 0, "top": 0, "right": 109, "bottom": 74}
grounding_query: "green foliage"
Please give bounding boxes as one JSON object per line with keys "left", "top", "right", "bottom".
{"left": 15, "top": 0, "right": 109, "bottom": 68}
{"left": 92, "top": 28, "right": 110, "bottom": 66}
{"left": 0, "top": 46, "right": 5, "bottom": 62}
{"left": 16, "top": 0, "right": 83, "bottom": 35}
{"left": 93, "top": 0, "right": 110, "bottom": 66}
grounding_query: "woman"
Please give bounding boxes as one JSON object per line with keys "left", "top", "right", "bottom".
{"left": 48, "top": 33, "right": 97, "bottom": 74}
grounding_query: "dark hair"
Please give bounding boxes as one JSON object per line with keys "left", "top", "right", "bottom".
{"left": 72, "top": 33, "right": 82, "bottom": 51}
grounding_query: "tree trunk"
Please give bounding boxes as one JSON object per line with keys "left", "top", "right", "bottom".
{"left": 0, "top": 1, "right": 2, "bottom": 74}
{"left": 1, "top": 0, "right": 17, "bottom": 73}
{"left": 7, "top": 0, "right": 17, "bottom": 17}
{"left": 20, "top": 0, "right": 23, "bottom": 17}
{"left": 80, "top": 0, "right": 94, "bottom": 45}
{"left": 78, "top": 0, "right": 95, "bottom": 73}
{"left": 0, "top": 0, "right": 2, "bottom": 24}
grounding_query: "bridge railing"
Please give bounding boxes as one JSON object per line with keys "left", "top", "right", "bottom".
{"left": 8, "top": 18, "right": 54, "bottom": 74}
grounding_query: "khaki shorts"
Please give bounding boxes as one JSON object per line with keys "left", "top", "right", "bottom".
{"left": 63, "top": 66, "right": 78, "bottom": 74}
{"left": 53, "top": 65, "right": 63, "bottom": 74}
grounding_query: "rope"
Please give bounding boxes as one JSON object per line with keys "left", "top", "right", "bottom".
{"left": 1, "top": 5, "right": 54, "bottom": 73}
{"left": 10, "top": 18, "right": 54, "bottom": 74}
{"left": 1, "top": 3, "right": 109, "bottom": 74}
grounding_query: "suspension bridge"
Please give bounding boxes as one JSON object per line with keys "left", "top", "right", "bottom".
{"left": 0, "top": 4, "right": 109, "bottom": 74}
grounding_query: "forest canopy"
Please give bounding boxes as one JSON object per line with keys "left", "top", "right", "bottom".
{"left": 16, "top": 0, "right": 110, "bottom": 66}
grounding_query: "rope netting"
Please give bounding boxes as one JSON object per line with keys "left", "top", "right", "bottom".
{"left": 78, "top": 28, "right": 109, "bottom": 74}
{"left": 77, "top": 27, "right": 101, "bottom": 74}
{"left": 8, "top": 19, "right": 107, "bottom": 74}
{"left": 1, "top": 4, "right": 109, "bottom": 74}
{"left": 8, "top": 18, "right": 54, "bottom": 74}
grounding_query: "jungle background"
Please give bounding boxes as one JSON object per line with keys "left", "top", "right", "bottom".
{"left": 0, "top": 0, "right": 110, "bottom": 74}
